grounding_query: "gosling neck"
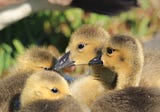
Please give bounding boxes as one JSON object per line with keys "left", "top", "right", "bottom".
{"left": 115, "top": 58, "right": 144, "bottom": 90}
{"left": 91, "top": 65, "right": 117, "bottom": 89}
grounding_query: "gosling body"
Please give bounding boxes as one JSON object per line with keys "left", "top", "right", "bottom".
{"left": 91, "top": 87, "right": 160, "bottom": 112}
{"left": 140, "top": 50, "right": 160, "bottom": 88}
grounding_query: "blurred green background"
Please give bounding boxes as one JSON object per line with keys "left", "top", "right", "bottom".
{"left": 0, "top": 0, "right": 160, "bottom": 76}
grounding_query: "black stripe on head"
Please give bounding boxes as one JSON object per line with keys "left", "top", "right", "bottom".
{"left": 112, "top": 35, "right": 136, "bottom": 45}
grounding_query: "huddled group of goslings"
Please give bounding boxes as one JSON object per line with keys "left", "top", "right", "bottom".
{"left": 0, "top": 25, "right": 160, "bottom": 112}
{"left": 55, "top": 25, "right": 160, "bottom": 112}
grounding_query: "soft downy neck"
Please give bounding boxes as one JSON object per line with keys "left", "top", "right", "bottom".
{"left": 91, "top": 65, "right": 117, "bottom": 89}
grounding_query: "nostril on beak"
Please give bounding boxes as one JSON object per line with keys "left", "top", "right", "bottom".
{"left": 88, "top": 57, "right": 103, "bottom": 65}
{"left": 89, "top": 50, "right": 103, "bottom": 65}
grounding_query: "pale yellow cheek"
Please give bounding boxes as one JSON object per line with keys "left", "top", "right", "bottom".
{"left": 40, "top": 91, "right": 57, "bottom": 100}
{"left": 102, "top": 56, "right": 109, "bottom": 67}
{"left": 49, "top": 93, "right": 67, "bottom": 100}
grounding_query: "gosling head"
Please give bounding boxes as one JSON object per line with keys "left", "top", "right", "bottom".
{"left": 16, "top": 46, "right": 58, "bottom": 72}
{"left": 20, "top": 70, "right": 70, "bottom": 107}
{"left": 54, "top": 25, "right": 110, "bottom": 71}
{"left": 89, "top": 35, "right": 144, "bottom": 89}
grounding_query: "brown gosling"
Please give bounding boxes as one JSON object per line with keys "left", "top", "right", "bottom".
{"left": 54, "top": 25, "right": 110, "bottom": 70}
{"left": 98, "top": 35, "right": 144, "bottom": 89}
{"left": 19, "top": 70, "right": 83, "bottom": 112}
{"left": 54, "top": 25, "right": 116, "bottom": 109}
{"left": 89, "top": 35, "right": 160, "bottom": 112}
{"left": 90, "top": 35, "right": 160, "bottom": 89}
{"left": 92, "top": 35, "right": 160, "bottom": 89}
{"left": 11, "top": 46, "right": 58, "bottom": 73}
{"left": 0, "top": 46, "right": 58, "bottom": 112}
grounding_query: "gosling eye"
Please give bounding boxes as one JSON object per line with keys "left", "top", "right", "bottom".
{"left": 51, "top": 88, "right": 59, "bottom": 93}
{"left": 78, "top": 43, "right": 86, "bottom": 49}
{"left": 106, "top": 47, "right": 115, "bottom": 54}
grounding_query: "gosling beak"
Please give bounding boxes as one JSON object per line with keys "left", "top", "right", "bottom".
{"left": 54, "top": 51, "right": 75, "bottom": 71}
{"left": 89, "top": 50, "right": 103, "bottom": 65}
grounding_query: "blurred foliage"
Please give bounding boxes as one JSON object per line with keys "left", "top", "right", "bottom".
{"left": 0, "top": 39, "right": 25, "bottom": 76}
{"left": 0, "top": 0, "right": 160, "bottom": 76}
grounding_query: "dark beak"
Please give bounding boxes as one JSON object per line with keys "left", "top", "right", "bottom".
{"left": 89, "top": 50, "right": 103, "bottom": 65}
{"left": 54, "top": 51, "right": 75, "bottom": 71}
